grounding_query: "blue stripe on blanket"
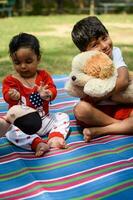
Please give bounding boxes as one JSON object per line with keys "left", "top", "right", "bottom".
{"left": 0, "top": 76, "right": 133, "bottom": 200}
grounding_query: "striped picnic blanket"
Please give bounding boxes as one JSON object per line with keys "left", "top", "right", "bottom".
{"left": 0, "top": 75, "right": 133, "bottom": 200}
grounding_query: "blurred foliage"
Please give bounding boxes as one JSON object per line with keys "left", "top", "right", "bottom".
{"left": 0, "top": 14, "right": 133, "bottom": 81}
{"left": 11, "top": 0, "right": 133, "bottom": 16}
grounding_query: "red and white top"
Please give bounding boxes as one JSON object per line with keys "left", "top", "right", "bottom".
{"left": 2, "top": 69, "right": 57, "bottom": 114}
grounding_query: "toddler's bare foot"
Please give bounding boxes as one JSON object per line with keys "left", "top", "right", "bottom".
{"left": 0, "top": 117, "right": 11, "bottom": 137}
{"left": 35, "top": 142, "right": 49, "bottom": 157}
{"left": 83, "top": 128, "right": 97, "bottom": 142}
{"left": 48, "top": 137, "right": 67, "bottom": 149}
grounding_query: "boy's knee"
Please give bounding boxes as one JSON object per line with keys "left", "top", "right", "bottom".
{"left": 74, "top": 101, "right": 92, "bottom": 121}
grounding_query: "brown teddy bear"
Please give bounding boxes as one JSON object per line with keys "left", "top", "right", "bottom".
{"left": 65, "top": 50, "right": 133, "bottom": 103}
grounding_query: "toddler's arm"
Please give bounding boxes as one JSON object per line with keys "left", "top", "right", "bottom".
{"left": 2, "top": 76, "right": 21, "bottom": 106}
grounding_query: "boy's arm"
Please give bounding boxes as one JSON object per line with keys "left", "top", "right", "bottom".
{"left": 112, "top": 47, "right": 129, "bottom": 94}
{"left": 104, "top": 66, "right": 129, "bottom": 99}
{"left": 114, "top": 66, "right": 129, "bottom": 94}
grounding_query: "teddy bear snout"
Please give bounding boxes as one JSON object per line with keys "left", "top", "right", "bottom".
{"left": 72, "top": 76, "right": 76, "bottom": 81}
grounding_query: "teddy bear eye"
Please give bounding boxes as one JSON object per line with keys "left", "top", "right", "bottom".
{"left": 72, "top": 76, "right": 76, "bottom": 81}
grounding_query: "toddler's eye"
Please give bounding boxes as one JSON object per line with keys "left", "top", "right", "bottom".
{"left": 13, "top": 60, "right": 20, "bottom": 65}
{"left": 26, "top": 59, "right": 33, "bottom": 64}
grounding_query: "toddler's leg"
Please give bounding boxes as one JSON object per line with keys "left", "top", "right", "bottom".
{"left": 6, "top": 125, "right": 49, "bottom": 156}
{"left": 0, "top": 117, "right": 11, "bottom": 137}
{"left": 48, "top": 112, "right": 70, "bottom": 148}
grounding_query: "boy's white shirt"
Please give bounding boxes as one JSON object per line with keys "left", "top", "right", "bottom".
{"left": 99, "top": 47, "right": 127, "bottom": 105}
{"left": 112, "top": 47, "right": 127, "bottom": 69}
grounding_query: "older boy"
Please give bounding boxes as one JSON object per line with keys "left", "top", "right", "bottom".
{"left": 71, "top": 16, "right": 133, "bottom": 141}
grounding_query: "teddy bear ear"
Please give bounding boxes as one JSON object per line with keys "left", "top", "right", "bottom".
{"left": 72, "top": 50, "right": 99, "bottom": 71}
{"left": 6, "top": 109, "right": 18, "bottom": 123}
{"left": 10, "top": 113, "right": 16, "bottom": 120}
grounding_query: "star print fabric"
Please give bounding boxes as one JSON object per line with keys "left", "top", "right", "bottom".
{"left": 29, "top": 92, "right": 43, "bottom": 108}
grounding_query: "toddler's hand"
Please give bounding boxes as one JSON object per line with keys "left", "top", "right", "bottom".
{"left": 38, "top": 81, "right": 52, "bottom": 101}
{"left": 8, "top": 88, "right": 20, "bottom": 101}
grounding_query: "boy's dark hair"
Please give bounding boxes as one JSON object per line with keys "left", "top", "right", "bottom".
{"left": 9, "top": 32, "right": 41, "bottom": 58}
{"left": 71, "top": 16, "right": 108, "bottom": 52}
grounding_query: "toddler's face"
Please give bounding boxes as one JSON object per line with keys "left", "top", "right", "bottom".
{"left": 11, "top": 47, "right": 40, "bottom": 78}
{"left": 86, "top": 35, "right": 113, "bottom": 58}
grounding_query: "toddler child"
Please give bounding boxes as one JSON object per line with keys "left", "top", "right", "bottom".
{"left": 2, "top": 32, "right": 70, "bottom": 156}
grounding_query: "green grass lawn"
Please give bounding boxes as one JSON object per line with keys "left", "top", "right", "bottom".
{"left": 0, "top": 14, "right": 133, "bottom": 81}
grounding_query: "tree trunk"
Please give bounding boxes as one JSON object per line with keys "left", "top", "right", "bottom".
{"left": 90, "top": 0, "right": 95, "bottom": 15}
{"left": 78, "top": 0, "right": 85, "bottom": 9}
{"left": 55, "top": 0, "right": 64, "bottom": 13}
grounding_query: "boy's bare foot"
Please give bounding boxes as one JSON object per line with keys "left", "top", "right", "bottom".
{"left": 83, "top": 128, "right": 97, "bottom": 142}
{"left": 35, "top": 142, "right": 49, "bottom": 157}
{"left": 48, "top": 137, "right": 67, "bottom": 149}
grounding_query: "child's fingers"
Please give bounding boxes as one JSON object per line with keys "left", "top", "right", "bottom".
{"left": 45, "top": 89, "right": 51, "bottom": 96}
{"left": 37, "top": 83, "right": 49, "bottom": 93}
{"left": 8, "top": 88, "right": 17, "bottom": 96}
{"left": 40, "top": 81, "right": 49, "bottom": 89}
{"left": 43, "top": 84, "right": 49, "bottom": 90}
{"left": 39, "top": 81, "right": 44, "bottom": 87}
{"left": 9, "top": 88, "right": 17, "bottom": 93}
{"left": 8, "top": 89, "right": 20, "bottom": 100}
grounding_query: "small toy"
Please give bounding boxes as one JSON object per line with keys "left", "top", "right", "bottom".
{"left": 0, "top": 105, "right": 42, "bottom": 137}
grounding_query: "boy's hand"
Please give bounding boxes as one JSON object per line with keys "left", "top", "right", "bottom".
{"left": 83, "top": 95, "right": 103, "bottom": 103}
{"left": 8, "top": 88, "right": 20, "bottom": 101}
{"left": 38, "top": 81, "right": 52, "bottom": 101}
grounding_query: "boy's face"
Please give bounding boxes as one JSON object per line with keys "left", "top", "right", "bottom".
{"left": 11, "top": 47, "right": 40, "bottom": 78}
{"left": 86, "top": 35, "right": 113, "bottom": 58}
